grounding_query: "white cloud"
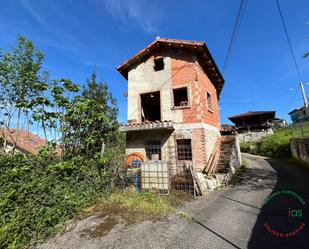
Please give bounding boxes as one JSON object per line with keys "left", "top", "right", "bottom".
{"left": 103, "top": 0, "right": 159, "bottom": 33}
{"left": 20, "top": 0, "right": 53, "bottom": 33}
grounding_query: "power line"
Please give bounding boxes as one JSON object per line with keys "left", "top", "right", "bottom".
{"left": 222, "top": 0, "right": 248, "bottom": 74}
{"left": 275, "top": 0, "right": 302, "bottom": 82}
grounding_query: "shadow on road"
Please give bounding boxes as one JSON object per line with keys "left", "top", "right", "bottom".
{"left": 247, "top": 158, "right": 309, "bottom": 249}
{"left": 236, "top": 166, "right": 277, "bottom": 192}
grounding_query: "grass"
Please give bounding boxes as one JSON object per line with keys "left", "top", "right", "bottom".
{"left": 78, "top": 189, "right": 192, "bottom": 238}
{"left": 81, "top": 189, "right": 176, "bottom": 219}
{"left": 241, "top": 158, "right": 248, "bottom": 169}
{"left": 230, "top": 159, "right": 248, "bottom": 185}
{"left": 240, "top": 126, "right": 292, "bottom": 158}
{"left": 290, "top": 121, "right": 309, "bottom": 138}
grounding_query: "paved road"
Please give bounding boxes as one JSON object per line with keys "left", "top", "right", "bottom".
{"left": 39, "top": 154, "right": 309, "bottom": 249}
{"left": 167, "top": 153, "right": 309, "bottom": 249}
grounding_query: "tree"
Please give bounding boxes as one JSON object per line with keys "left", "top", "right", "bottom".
{"left": 63, "top": 70, "right": 119, "bottom": 158}
{"left": 0, "top": 35, "right": 48, "bottom": 150}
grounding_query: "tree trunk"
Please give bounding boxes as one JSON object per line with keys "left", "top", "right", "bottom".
{"left": 13, "top": 108, "right": 21, "bottom": 154}
{"left": 100, "top": 140, "right": 105, "bottom": 156}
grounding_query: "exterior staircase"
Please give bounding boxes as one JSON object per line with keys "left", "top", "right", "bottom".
{"left": 216, "top": 137, "right": 235, "bottom": 173}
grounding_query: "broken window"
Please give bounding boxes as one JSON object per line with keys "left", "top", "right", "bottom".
{"left": 153, "top": 57, "right": 164, "bottom": 71}
{"left": 145, "top": 140, "right": 161, "bottom": 160}
{"left": 141, "top": 91, "right": 161, "bottom": 122}
{"left": 173, "top": 87, "right": 189, "bottom": 107}
{"left": 206, "top": 91, "right": 213, "bottom": 111}
{"left": 176, "top": 139, "right": 192, "bottom": 160}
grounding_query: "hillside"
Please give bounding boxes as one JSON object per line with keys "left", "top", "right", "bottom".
{"left": 240, "top": 126, "right": 292, "bottom": 158}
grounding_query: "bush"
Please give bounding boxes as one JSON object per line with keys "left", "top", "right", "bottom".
{"left": 0, "top": 153, "right": 118, "bottom": 248}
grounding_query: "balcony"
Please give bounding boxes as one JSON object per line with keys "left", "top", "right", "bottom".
{"left": 120, "top": 120, "right": 174, "bottom": 132}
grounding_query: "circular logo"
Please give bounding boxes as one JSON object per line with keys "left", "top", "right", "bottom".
{"left": 262, "top": 189, "right": 306, "bottom": 238}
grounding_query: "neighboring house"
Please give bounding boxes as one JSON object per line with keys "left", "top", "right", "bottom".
{"left": 220, "top": 124, "right": 236, "bottom": 136}
{"left": 117, "top": 37, "right": 225, "bottom": 177}
{"left": 288, "top": 106, "right": 309, "bottom": 123}
{"left": 0, "top": 128, "right": 48, "bottom": 155}
{"left": 228, "top": 111, "right": 276, "bottom": 142}
{"left": 271, "top": 118, "right": 287, "bottom": 128}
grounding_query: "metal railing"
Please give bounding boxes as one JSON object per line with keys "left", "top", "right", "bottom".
{"left": 291, "top": 120, "right": 309, "bottom": 138}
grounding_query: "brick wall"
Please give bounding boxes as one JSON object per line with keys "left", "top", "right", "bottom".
{"left": 192, "top": 128, "right": 207, "bottom": 170}
{"left": 171, "top": 54, "right": 220, "bottom": 128}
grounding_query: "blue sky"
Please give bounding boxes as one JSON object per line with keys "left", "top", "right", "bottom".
{"left": 1, "top": 0, "right": 309, "bottom": 127}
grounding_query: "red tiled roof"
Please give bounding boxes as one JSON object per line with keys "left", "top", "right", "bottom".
{"left": 1, "top": 128, "right": 49, "bottom": 154}
{"left": 228, "top": 111, "right": 275, "bottom": 120}
{"left": 116, "top": 37, "right": 225, "bottom": 97}
{"left": 220, "top": 124, "right": 235, "bottom": 131}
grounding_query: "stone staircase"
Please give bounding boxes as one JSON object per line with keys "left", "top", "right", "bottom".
{"left": 216, "top": 139, "right": 235, "bottom": 173}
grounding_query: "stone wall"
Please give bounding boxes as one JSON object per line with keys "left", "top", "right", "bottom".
{"left": 229, "top": 136, "right": 242, "bottom": 174}
{"left": 290, "top": 138, "right": 309, "bottom": 164}
{"left": 237, "top": 129, "right": 273, "bottom": 142}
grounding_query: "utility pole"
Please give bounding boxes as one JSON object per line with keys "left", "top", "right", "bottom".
{"left": 300, "top": 81, "right": 309, "bottom": 108}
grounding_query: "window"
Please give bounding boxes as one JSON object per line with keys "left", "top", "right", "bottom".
{"left": 176, "top": 139, "right": 192, "bottom": 160}
{"left": 173, "top": 87, "right": 189, "bottom": 107}
{"left": 206, "top": 91, "right": 213, "bottom": 111}
{"left": 141, "top": 91, "right": 161, "bottom": 122}
{"left": 154, "top": 57, "right": 164, "bottom": 71}
{"left": 145, "top": 140, "right": 161, "bottom": 160}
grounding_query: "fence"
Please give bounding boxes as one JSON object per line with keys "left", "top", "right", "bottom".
{"left": 122, "top": 142, "right": 196, "bottom": 195}
{"left": 291, "top": 121, "right": 309, "bottom": 138}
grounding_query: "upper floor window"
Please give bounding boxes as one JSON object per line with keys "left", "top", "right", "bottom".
{"left": 173, "top": 87, "right": 189, "bottom": 107}
{"left": 206, "top": 91, "right": 213, "bottom": 112}
{"left": 141, "top": 91, "right": 161, "bottom": 122}
{"left": 154, "top": 57, "right": 164, "bottom": 71}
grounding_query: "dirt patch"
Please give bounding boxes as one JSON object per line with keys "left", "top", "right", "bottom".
{"left": 80, "top": 216, "right": 118, "bottom": 238}
{"left": 79, "top": 202, "right": 164, "bottom": 238}
{"left": 168, "top": 190, "right": 194, "bottom": 207}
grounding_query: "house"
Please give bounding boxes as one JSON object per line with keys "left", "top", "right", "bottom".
{"left": 228, "top": 111, "right": 276, "bottom": 141}
{"left": 0, "top": 128, "right": 48, "bottom": 154}
{"left": 117, "top": 37, "right": 229, "bottom": 192}
{"left": 288, "top": 106, "right": 309, "bottom": 123}
{"left": 220, "top": 124, "right": 236, "bottom": 136}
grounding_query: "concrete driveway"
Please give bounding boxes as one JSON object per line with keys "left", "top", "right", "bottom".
{"left": 38, "top": 154, "right": 309, "bottom": 249}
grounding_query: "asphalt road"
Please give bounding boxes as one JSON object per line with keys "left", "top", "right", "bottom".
{"left": 166, "top": 153, "right": 309, "bottom": 249}
{"left": 38, "top": 154, "right": 309, "bottom": 249}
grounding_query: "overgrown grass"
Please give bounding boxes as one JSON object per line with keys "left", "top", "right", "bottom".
{"left": 240, "top": 126, "right": 292, "bottom": 158}
{"left": 0, "top": 150, "right": 192, "bottom": 248}
{"left": 78, "top": 190, "right": 191, "bottom": 239}
{"left": 82, "top": 189, "right": 192, "bottom": 218}
{"left": 105, "top": 190, "right": 175, "bottom": 214}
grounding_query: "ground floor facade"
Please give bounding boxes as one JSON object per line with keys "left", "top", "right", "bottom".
{"left": 124, "top": 122, "right": 220, "bottom": 174}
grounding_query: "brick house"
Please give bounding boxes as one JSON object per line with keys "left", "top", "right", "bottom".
{"left": 117, "top": 37, "right": 224, "bottom": 177}
{"left": 0, "top": 128, "right": 48, "bottom": 154}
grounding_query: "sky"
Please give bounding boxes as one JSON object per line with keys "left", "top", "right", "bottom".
{"left": 1, "top": 0, "right": 309, "bottom": 129}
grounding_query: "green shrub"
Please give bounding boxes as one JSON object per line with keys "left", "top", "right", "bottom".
{"left": 240, "top": 126, "right": 292, "bottom": 158}
{"left": 0, "top": 153, "right": 115, "bottom": 248}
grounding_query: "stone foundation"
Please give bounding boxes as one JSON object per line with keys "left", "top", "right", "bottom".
{"left": 291, "top": 138, "right": 309, "bottom": 164}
